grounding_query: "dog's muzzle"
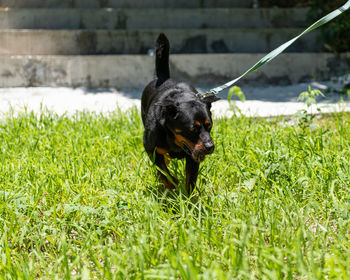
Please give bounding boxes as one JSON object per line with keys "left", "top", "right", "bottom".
{"left": 182, "top": 141, "right": 207, "bottom": 163}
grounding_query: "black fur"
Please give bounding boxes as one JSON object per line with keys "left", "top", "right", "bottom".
{"left": 141, "top": 33, "right": 219, "bottom": 193}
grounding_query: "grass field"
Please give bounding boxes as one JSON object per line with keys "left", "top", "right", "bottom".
{"left": 1, "top": 108, "right": 350, "bottom": 279}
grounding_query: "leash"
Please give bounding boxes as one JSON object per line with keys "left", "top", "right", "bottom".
{"left": 202, "top": 0, "right": 350, "bottom": 98}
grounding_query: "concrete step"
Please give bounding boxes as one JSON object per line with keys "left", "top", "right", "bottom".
{"left": 0, "top": 29, "right": 321, "bottom": 55}
{"left": 0, "top": 8, "right": 310, "bottom": 30}
{"left": 0, "top": 53, "right": 347, "bottom": 88}
{"left": 0, "top": 0, "right": 250, "bottom": 9}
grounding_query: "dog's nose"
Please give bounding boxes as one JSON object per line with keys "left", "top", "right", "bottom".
{"left": 204, "top": 141, "right": 215, "bottom": 154}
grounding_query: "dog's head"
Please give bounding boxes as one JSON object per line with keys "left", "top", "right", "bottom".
{"left": 160, "top": 94, "right": 220, "bottom": 163}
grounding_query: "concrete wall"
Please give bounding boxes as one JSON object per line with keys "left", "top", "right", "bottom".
{"left": 0, "top": 53, "right": 347, "bottom": 89}
{"left": 0, "top": 0, "right": 344, "bottom": 89}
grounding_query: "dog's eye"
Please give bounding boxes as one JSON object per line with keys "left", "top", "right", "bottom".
{"left": 204, "top": 120, "right": 212, "bottom": 131}
{"left": 205, "top": 124, "right": 212, "bottom": 131}
{"left": 190, "top": 124, "right": 201, "bottom": 133}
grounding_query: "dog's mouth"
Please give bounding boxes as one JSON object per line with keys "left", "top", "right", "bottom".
{"left": 181, "top": 141, "right": 193, "bottom": 156}
{"left": 196, "top": 154, "right": 206, "bottom": 162}
{"left": 181, "top": 141, "right": 206, "bottom": 163}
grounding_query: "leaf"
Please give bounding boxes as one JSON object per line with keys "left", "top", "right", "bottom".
{"left": 227, "top": 86, "right": 246, "bottom": 102}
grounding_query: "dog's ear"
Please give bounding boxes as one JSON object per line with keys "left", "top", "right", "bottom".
{"left": 201, "top": 95, "right": 220, "bottom": 110}
{"left": 201, "top": 95, "right": 220, "bottom": 104}
{"left": 155, "top": 101, "right": 179, "bottom": 119}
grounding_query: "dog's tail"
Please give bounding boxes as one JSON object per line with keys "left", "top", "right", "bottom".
{"left": 155, "top": 33, "right": 170, "bottom": 80}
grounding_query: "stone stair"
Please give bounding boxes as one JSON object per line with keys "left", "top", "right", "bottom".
{"left": 0, "top": 0, "right": 251, "bottom": 9}
{"left": 0, "top": 5, "right": 317, "bottom": 55}
{"left": 0, "top": 0, "right": 346, "bottom": 88}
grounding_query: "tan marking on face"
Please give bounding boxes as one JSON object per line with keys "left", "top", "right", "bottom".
{"left": 204, "top": 120, "right": 210, "bottom": 125}
{"left": 174, "top": 133, "right": 195, "bottom": 150}
{"left": 192, "top": 140, "right": 207, "bottom": 162}
{"left": 175, "top": 129, "right": 182, "bottom": 133}
{"left": 194, "top": 140, "right": 205, "bottom": 152}
{"left": 194, "top": 121, "right": 201, "bottom": 126}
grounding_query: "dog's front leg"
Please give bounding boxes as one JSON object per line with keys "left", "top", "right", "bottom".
{"left": 155, "top": 153, "right": 178, "bottom": 190}
{"left": 185, "top": 156, "right": 199, "bottom": 194}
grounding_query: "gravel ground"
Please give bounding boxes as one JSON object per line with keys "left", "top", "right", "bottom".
{"left": 0, "top": 78, "right": 348, "bottom": 118}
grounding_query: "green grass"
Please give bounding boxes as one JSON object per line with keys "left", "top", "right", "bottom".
{"left": 1, "top": 108, "right": 350, "bottom": 279}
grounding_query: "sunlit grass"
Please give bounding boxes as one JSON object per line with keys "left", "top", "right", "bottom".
{"left": 0, "top": 108, "right": 350, "bottom": 279}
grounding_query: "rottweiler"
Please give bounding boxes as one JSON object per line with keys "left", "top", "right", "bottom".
{"left": 141, "top": 33, "right": 219, "bottom": 193}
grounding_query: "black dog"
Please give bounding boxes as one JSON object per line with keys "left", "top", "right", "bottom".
{"left": 141, "top": 33, "right": 219, "bottom": 193}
